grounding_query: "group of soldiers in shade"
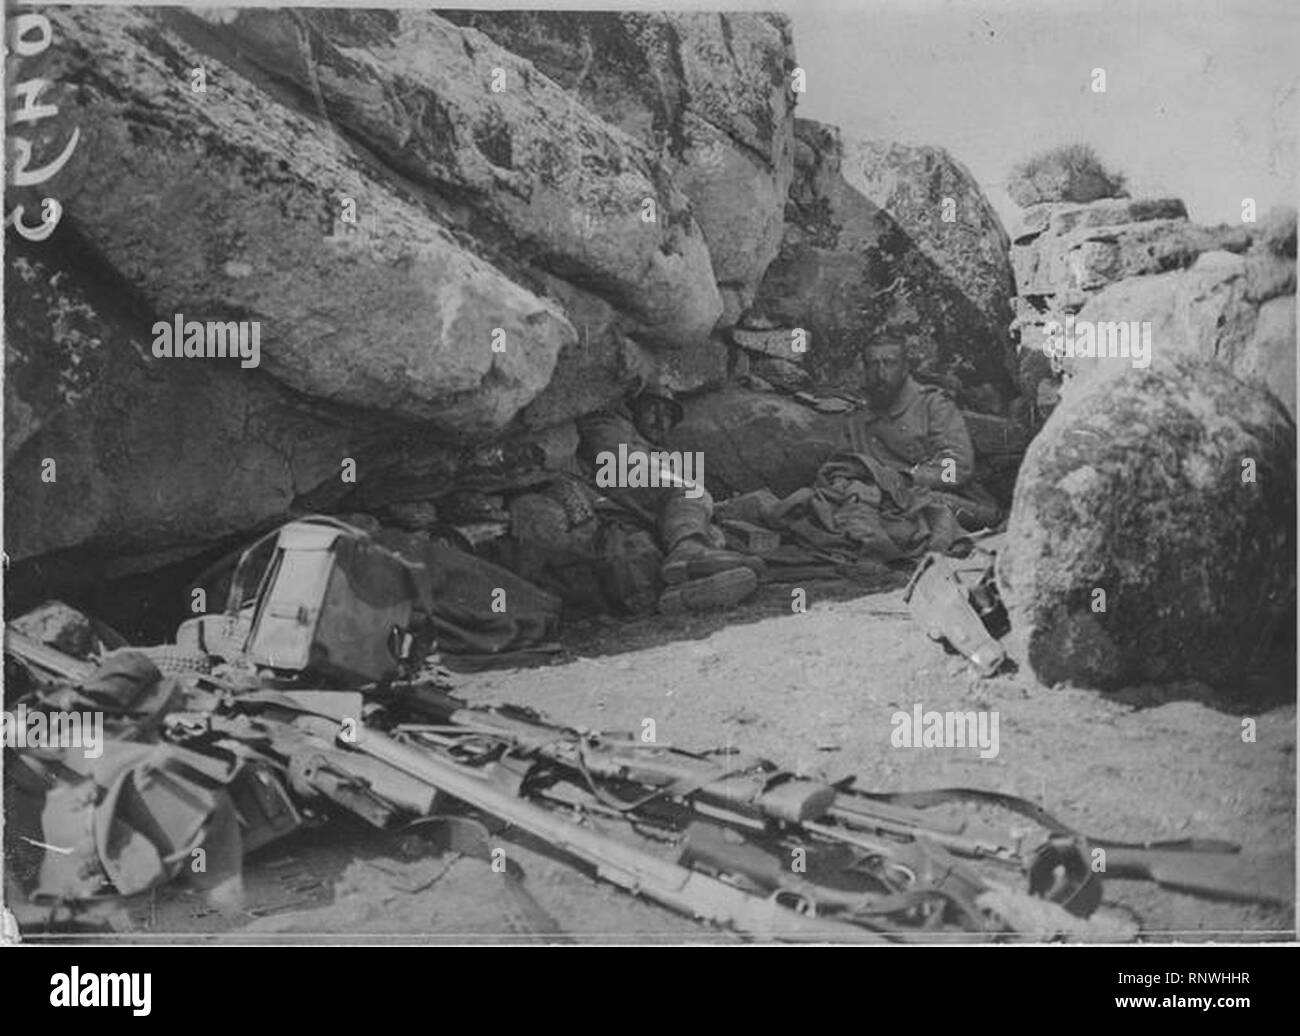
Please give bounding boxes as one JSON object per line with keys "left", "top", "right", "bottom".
{"left": 569, "top": 338, "right": 1001, "bottom": 615}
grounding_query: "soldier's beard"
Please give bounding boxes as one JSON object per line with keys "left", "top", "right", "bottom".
{"left": 866, "top": 378, "right": 903, "bottom": 407}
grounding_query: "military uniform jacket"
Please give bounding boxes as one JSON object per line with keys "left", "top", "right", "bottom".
{"left": 841, "top": 376, "right": 976, "bottom": 491}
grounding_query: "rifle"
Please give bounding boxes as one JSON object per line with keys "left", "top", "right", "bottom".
{"left": 12, "top": 634, "right": 1281, "bottom": 917}
{"left": 825, "top": 787, "right": 1294, "bottom": 908}
{"left": 675, "top": 819, "right": 1134, "bottom": 939}
{"left": 678, "top": 819, "right": 998, "bottom": 933}
{"left": 342, "top": 726, "right": 873, "bottom": 941}
{"left": 376, "top": 686, "right": 1039, "bottom": 856}
{"left": 373, "top": 682, "right": 1292, "bottom": 909}
{"left": 375, "top": 683, "right": 836, "bottom": 822}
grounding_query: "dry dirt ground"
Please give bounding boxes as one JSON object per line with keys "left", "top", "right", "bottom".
{"left": 56, "top": 578, "right": 1295, "bottom": 944}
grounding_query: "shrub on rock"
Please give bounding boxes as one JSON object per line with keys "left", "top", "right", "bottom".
{"left": 1007, "top": 144, "right": 1128, "bottom": 207}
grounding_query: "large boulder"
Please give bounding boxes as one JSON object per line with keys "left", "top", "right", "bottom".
{"left": 5, "top": 6, "right": 801, "bottom": 582}
{"left": 752, "top": 120, "right": 1017, "bottom": 409}
{"left": 664, "top": 388, "right": 845, "bottom": 498}
{"left": 2, "top": 6, "right": 796, "bottom": 592}
{"left": 1009, "top": 197, "right": 1242, "bottom": 299}
{"left": 1007, "top": 196, "right": 1291, "bottom": 430}
{"left": 842, "top": 139, "right": 1014, "bottom": 362}
{"left": 1238, "top": 295, "right": 1298, "bottom": 418}
{"left": 513, "top": 275, "right": 658, "bottom": 430}
{"left": 1066, "top": 248, "right": 1297, "bottom": 417}
{"left": 997, "top": 356, "right": 1296, "bottom": 691}
{"left": 1013, "top": 217, "right": 1251, "bottom": 297}
{"left": 32, "top": 6, "right": 577, "bottom": 437}
{"left": 441, "top": 10, "right": 797, "bottom": 324}
{"left": 1010, "top": 197, "right": 1188, "bottom": 245}
{"left": 3, "top": 241, "right": 392, "bottom": 569}
{"left": 200, "top": 8, "right": 724, "bottom": 354}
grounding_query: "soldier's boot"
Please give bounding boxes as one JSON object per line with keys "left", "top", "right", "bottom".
{"left": 658, "top": 567, "right": 759, "bottom": 615}
{"left": 660, "top": 537, "right": 767, "bottom": 585}
{"left": 659, "top": 494, "right": 766, "bottom": 585}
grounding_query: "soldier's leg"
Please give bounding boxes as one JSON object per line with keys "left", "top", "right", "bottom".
{"left": 659, "top": 489, "right": 763, "bottom": 581}
{"left": 656, "top": 486, "right": 764, "bottom": 613}
{"left": 576, "top": 410, "right": 680, "bottom": 519}
{"left": 578, "top": 411, "right": 761, "bottom": 610}
{"left": 656, "top": 486, "right": 767, "bottom": 627}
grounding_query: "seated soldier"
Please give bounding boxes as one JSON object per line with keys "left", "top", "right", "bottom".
{"left": 576, "top": 379, "right": 763, "bottom": 613}
{"left": 844, "top": 337, "right": 1001, "bottom": 531}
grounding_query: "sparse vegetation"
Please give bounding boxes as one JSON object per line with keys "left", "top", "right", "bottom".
{"left": 1006, "top": 144, "right": 1128, "bottom": 207}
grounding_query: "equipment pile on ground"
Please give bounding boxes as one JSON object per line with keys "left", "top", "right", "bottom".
{"left": 4, "top": 518, "right": 1290, "bottom": 940}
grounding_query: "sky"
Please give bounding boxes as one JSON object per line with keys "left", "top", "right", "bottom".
{"left": 788, "top": 0, "right": 1298, "bottom": 230}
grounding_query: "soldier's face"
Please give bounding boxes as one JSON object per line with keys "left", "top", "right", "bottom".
{"left": 633, "top": 398, "right": 674, "bottom": 444}
{"left": 863, "top": 345, "right": 908, "bottom": 403}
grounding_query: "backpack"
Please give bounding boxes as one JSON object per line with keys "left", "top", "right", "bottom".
{"left": 238, "top": 516, "right": 431, "bottom": 687}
